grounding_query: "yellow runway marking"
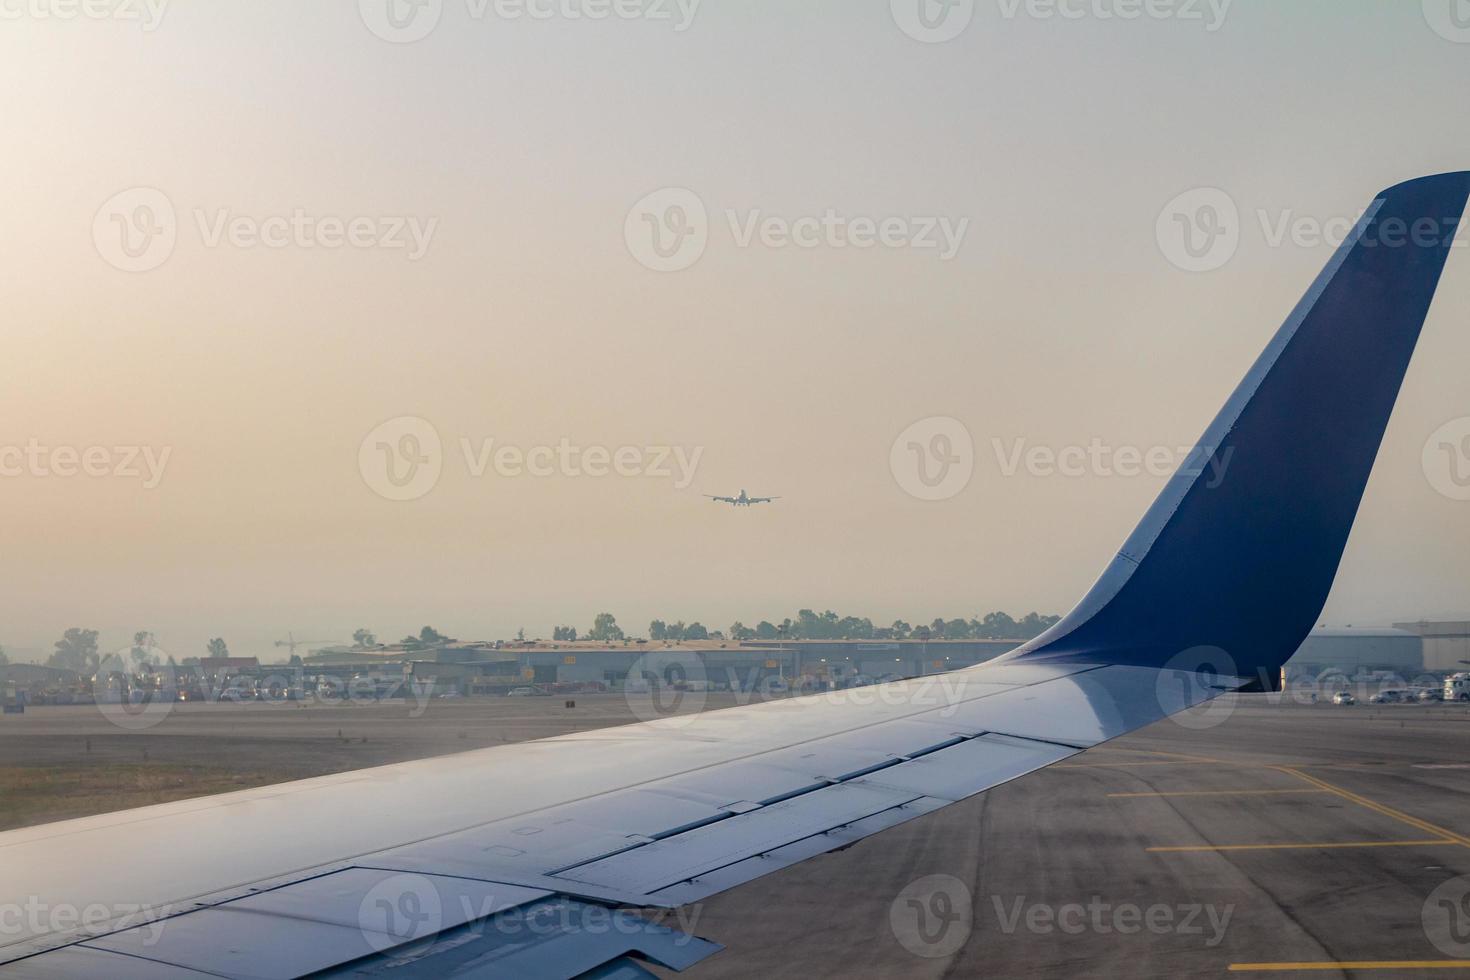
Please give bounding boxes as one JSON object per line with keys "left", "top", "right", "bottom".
{"left": 1147, "top": 839, "right": 1456, "bottom": 853}
{"left": 1109, "top": 789, "right": 1330, "bottom": 799}
{"left": 1275, "top": 767, "right": 1470, "bottom": 849}
{"left": 1230, "top": 962, "right": 1470, "bottom": 972}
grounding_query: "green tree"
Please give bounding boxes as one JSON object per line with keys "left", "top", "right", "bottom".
{"left": 205, "top": 637, "right": 229, "bottom": 659}
{"left": 352, "top": 628, "right": 377, "bottom": 648}
{"left": 49, "top": 628, "right": 100, "bottom": 674}
{"left": 943, "top": 618, "right": 972, "bottom": 639}
{"left": 684, "top": 622, "right": 709, "bottom": 641}
{"left": 588, "top": 613, "right": 624, "bottom": 642}
{"left": 419, "top": 626, "right": 449, "bottom": 645}
{"left": 649, "top": 620, "right": 668, "bottom": 641}
{"left": 129, "top": 631, "right": 158, "bottom": 668}
{"left": 1017, "top": 612, "right": 1060, "bottom": 639}
{"left": 728, "top": 622, "right": 755, "bottom": 641}
{"left": 976, "top": 611, "right": 1019, "bottom": 638}
{"left": 755, "top": 621, "right": 778, "bottom": 640}
{"left": 0, "top": 645, "right": 8, "bottom": 666}
{"left": 889, "top": 620, "right": 912, "bottom": 640}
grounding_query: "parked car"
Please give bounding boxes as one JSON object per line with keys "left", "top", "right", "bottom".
{"left": 507, "top": 687, "right": 538, "bottom": 697}
{"left": 1369, "top": 689, "right": 1404, "bottom": 704}
{"left": 1332, "top": 691, "right": 1357, "bottom": 705}
{"left": 1419, "top": 688, "right": 1444, "bottom": 702}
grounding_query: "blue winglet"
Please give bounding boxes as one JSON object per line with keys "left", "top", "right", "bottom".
{"left": 1012, "top": 172, "right": 1470, "bottom": 680}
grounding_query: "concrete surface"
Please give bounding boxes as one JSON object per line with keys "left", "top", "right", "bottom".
{"left": 6, "top": 694, "right": 1470, "bottom": 977}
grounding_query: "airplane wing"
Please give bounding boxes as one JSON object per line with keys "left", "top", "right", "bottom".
{"left": 3, "top": 173, "right": 1466, "bottom": 980}
{"left": 704, "top": 495, "right": 736, "bottom": 504}
{"left": 748, "top": 496, "right": 779, "bottom": 504}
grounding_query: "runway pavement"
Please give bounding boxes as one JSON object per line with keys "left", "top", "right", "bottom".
{"left": 669, "top": 700, "right": 1470, "bottom": 979}
{"left": 6, "top": 694, "right": 1470, "bottom": 976}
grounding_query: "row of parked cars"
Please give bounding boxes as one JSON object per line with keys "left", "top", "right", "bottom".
{"left": 1331, "top": 688, "right": 1446, "bottom": 706}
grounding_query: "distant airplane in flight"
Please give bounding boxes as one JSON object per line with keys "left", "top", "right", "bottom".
{"left": 705, "top": 489, "right": 780, "bottom": 507}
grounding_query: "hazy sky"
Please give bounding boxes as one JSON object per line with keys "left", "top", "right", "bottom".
{"left": 3, "top": 0, "right": 1469, "bottom": 661}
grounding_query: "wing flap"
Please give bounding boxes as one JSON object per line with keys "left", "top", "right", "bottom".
{"left": 552, "top": 781, "right": 920, "bottom": 895}
{"left": 647, "top": 796, "right": 954, "bottom": 907}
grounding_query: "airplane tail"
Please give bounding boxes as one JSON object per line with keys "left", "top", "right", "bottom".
{"left": 1013, "top": 172, "right": 1470, "bottom": 682}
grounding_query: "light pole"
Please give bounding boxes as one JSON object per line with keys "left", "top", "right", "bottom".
{"left": 776, "top": 625, "right": 789, "bottom": 689}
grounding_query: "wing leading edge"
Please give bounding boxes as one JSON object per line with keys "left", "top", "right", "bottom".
{"left": 2, "top": 174, "right": 1465, "bottom": 979}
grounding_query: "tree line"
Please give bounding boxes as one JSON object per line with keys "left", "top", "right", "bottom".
{"left": 553, "top": 609, "right": 1062, "bottom": 644}
{"left": 17, "top": 608, "right": 1063, "bottom": 676}
{"left": 37, "top": 629, "right": 234, "bottom": 674}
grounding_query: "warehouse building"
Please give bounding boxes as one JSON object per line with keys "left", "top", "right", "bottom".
{"left": 1393, "top": 621, "right": 1470, "bottom": 673}
{"left": 1281, "top": 628, "right": 1424, "bottom": 683}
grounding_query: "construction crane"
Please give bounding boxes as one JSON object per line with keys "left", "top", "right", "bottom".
{"left": 273, "top": 632, "right": 343, "bottom": 658}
